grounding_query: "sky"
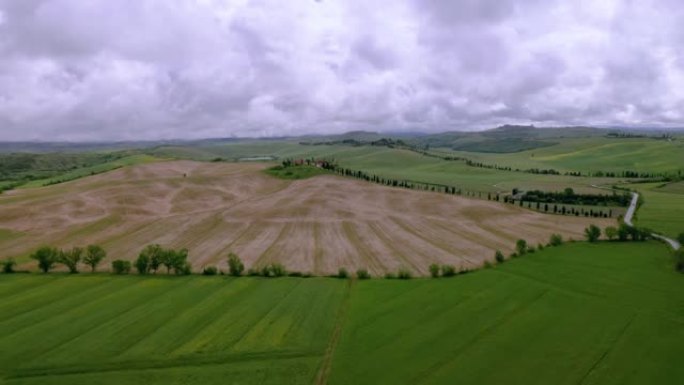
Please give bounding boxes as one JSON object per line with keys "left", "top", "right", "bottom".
{"left": 0, "top": 0, "right": 683, "bottom": 141}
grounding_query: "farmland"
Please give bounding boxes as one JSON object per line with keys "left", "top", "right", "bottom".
{"left": 0, "top": 241, "right": 681, "bottom": 385}
{"left": 0, "top": 161, "right": 609, "bottom": 275}
{"left": 627, "top": 181, "right": 684, "bottom": 238}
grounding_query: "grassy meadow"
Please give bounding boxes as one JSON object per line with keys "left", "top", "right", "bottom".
{"left": 626, "top": 181, "right": 684, "bottom": 238}
{"left": 1, "top": 241, "right": 681, "bottom": 385}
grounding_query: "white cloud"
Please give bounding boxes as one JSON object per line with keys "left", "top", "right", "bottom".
{"left": 0, "top": 0, "right": 683, "bottom": 140}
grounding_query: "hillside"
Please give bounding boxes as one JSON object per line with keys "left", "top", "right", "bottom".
{"left": 0, "top": 161, "right": 610, "bottom": 275}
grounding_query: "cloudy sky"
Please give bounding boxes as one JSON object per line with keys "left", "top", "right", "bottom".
{"left": 0, "top": 0, "right": 683, "bottom": 141}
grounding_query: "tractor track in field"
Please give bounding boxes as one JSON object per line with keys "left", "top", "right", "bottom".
{"left": 314, "top": 279, "right": 353, "bottom": 385}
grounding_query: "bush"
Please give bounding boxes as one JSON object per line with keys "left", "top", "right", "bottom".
{"left": 605, "top": 226, "right": 618, "bottom": 241}
{"left": 494, "top": 250, "right": 505, "bottom": 263}
{"left": 202, "top": 266, "right": 218, "bottom": 276}
{"left": 676, "top": 250, "right": 684, "bottom": 273}
{"left": 288, "top": 271, "right": 303, "bottom": 277}
{"left": 526, "top": 247, "right": 536, "bottom": 254}
{"left": 337, "top": 267, "right": 349, "bottom": 279}
{"left": 112, "top": 260, "right": 131, "bottom": 274}
{"left": 260, "top": 265, "right": 272, "bottom": 277}
{"left": 429, "top": 263, "right": 440, "bottom": 278}
{"left": 617, "top": 223, "right": 630, "bottom": 241}
{"left": 227, "top": 253, "right": 244, "bottom": 276}
{"left": 135, "top": 253, "right": 150, "bottom": 275}
{"left": 441, "top": 264, "right": 456, "bottom": 277}
{"left": 270, "top": 263, "right": 287, "bottom": 277}
{"left": 678, "top": 233, "right": 684, "bottom": 246}
{"left": 549, "top": 233, "right": 563, "bottom": 247}
{"left": 584, "top": 224, "right": 601, "bottom": 242}
{"left": 537, "top": 243, "right": 544, "bottom": 251}
{"left": 384, "top": 272, "right": 396, "bottom": 279}
{"left": 356, "top": 268, "right": 371, "bottom": 279}
{"left": 247, "top": 268, "right": 260, "bottom": 276}
{"left": 397, "top": 268, "right": 412, "bottom": 280}
{"left": 483, "top": 260, "right": 494, "bottom": 269}
{"left": 510, "top": 252, "right": 518, "bottom": 258}
{"left": 516, "top": 239, "right": 528, "bottom": 255}
{"left": 1, "top": 258, "right": 16, "bottom": 274}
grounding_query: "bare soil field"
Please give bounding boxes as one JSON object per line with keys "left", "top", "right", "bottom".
{"left": 0, "top": 161, "right": 612, "bottom": 275}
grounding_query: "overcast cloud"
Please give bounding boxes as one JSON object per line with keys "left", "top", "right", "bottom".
{"left": 0, "top": 0, "right": 683, "bottom": 141}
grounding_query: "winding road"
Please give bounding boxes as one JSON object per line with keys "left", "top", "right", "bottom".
{"left": 622, "top": 191, "right": 680, "bottom": 250}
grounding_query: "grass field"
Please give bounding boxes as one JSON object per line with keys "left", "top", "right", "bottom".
{"left": 0, "top": 241, "right": 681, "bottom": 384}
{"left": 626, "top": 182, "right": 684, "bottom": 238}
{"left": 0, "top": 161, "right": 609, "bottom": 274}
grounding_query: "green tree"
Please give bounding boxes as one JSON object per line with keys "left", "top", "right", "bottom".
{"left": 356, "top": 268, "right": 370, "bottom": 279}
{"left": 138, "top": 244, "right": 163, "bottom": 274}
{"left": 170, "top": 249, "right": 190, "bottom": 275}
{"left": 617, "top": 223, "right": 630, "bottom": 241}
{"left": 84, "top": 245, "right": 106, "bottom": 272}
{"left": 337, "top": 267, "right": 349, "bottom": 279}
{"left": 58, "top": 246, "right": 83, "bottom": 273}
{"left": 604, "top": 226, "right": 618, "bottom": 241}
{"left": 516, "top": 239, "right": 528, "bottom": 256}
{"left": 31, "top": 246, "right": 59, "bottom": 273}
{"left": 227, "top": 252, "right": 245, "bottom": 276}
{"left": 584, "top": 224, "right": 601, "bottom": 242}
{"left": 135, "top": 253, "right": 150, "bottom": 275}
{"left": 429, "top": 263, "right": 440, "bottom": 278}
{"left": 111, "top": 260, "right": 131, "bottom": 274}
{"left": 1, "top": 258, "right": 16, "bottom": 273}
{"left": 675, "top": 250, "right": 684, "bottom": 273}
{"left": 677, "top": 233, "right": 684, "bottom": 245}
{"left": 549, "top": 233, "right": 563, "bottom": 247}
{"left": 494, "top": 250, "right": 505, "bottom": 263}
{"left": 441, "top": 264, "right": 456, "bottom": 277}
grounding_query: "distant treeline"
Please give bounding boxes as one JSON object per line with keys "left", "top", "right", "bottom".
{"left": 520, "top": 188, "right": 631, "bottom": 207}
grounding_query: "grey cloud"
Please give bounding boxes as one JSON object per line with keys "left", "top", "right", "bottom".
{"left": 0, "top": 0, "right": 683, "bottom": 141}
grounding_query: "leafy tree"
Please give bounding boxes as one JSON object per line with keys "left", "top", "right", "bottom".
{"left": 441, "top": 264, "right": 456, "bottom": 277}
{"left": 429, "top": 263, "right": 440, "bottom": 278}
{"left": 58, "top": 246, "right": 83, "bottom": 273}
{"left": 270, "top": 263, "right": 287, "bottom": 277}
{"left": 515, "top": 239, "right": 528, "bottom": 256}
{"left": 678, "top": 233, "right": 684, "bottom": 246}
{"left": 31, "top": 246, "right": 59, "bottom": 273}
{"left": 161, "top": 249, "right": 175, "bottom": 274}
{"left": 605, "top": 226, "right": 618, "bottom": 241}
{"left": 170, "top": 249, "right": 190, "bottom": 275}
{"left": 584, "top": 224, "right": 601, "bottom": 242}
{"left": 84, "top": 245, "right": 106, "bottom": 272}
{"left": 112, "top": 260, "right": 131, "bottom": 274}
{"left": 138, "top": 244, "right": 164, "bottom": 273}
{"left": 549, "top": 234, "right": 563, "bottom": 247}
{"left": 494, "top": 250, "right": 505, "bottom": 263}
{"left": 135, "top": 253, "right": 150, "bottom": 275}
{"left": 227, "top": 252, "right": 244, "bottom": 276}
{"left": 617, "top": 223, "right": 630, "bottom": 241}
{"left": 202, "top": 266, "right": 218, "bottom": 275}
{"left": 356, "top": 268, "right": 370, "bottom": 279}
{"left": 337, "top": 267, "right": 349, "bottom": 279}
{"left": 1, "top": 258, "right": 16, "bottom": 273}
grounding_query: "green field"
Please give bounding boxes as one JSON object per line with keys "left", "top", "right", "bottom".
{"left": 1, "top": 242, "right": 681, "bottom": 384}
{"left": 627, "top": 182, "right": 684, "bottom": 238}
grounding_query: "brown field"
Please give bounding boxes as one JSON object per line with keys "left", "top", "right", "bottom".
{"left": 0, "top": 161, "right": 612, "bottom": 275}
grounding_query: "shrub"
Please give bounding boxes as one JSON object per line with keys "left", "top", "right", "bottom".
{"left": 483, "top": 260, "right": 494, "bottom": 269}
{"left": 676, "top": 250, "right": 684, "bottom": 273}
{"left": 30, "top": 246, "right": 59, "bottom": 273}
{"left": 549, "top": 234, "right": 563, "bottom": 247}
{"left": 537, "top": 243, "right": 544, "bottom": 251}
{"left": 247, "top": 268, "right": 260, "bottom": 276}
{"left": 397, "top": 268, "right": 412, "bottom": 280}
{"left": 337, "top": 267, "right": 349, "bottom": 279}
{"left": 429, "top": 263, "right": 440, "bottom": 278}
{"left": 112, "top": 260, "right": 131, "bottom": 274}
{"left": 494, "top": 250, "right": 505, "bottom": 263}
{"left": 441, "top": 264, "right": 456, "bottom": 277}
{"left": 510, "top": 252, "right": 518, "bottom": 258}
{"left": 260, "top": 265, "right": 272, "bottom": 277}
{"left": 617, "top": 223, "right": 630, "bottom": 241}
{"left": 270, "top": 263, "right": 287, "bottom": 277}
{"left": 356, "top": 268, "right": 371, "bottom": 279}
{"left": 526, "top": 247, "right": 536, "bottom": 254}
{"left": 1, "top": 258, "right": 16, "bottom": 274}
{"left": 678, "top": 233, "right": 684, "bottom": 246}
{"left": 227, "top": 252, "right": 244, "bottom": 276}
{"left": 516, "top": 239, "right": 528, "bottom": 255}
{"left": 288, "top": 271, "right": 303, "bottom": 277}
{"left": 384, "top": 272, "right": 396, "bottom": 279}
{"left": 604, "top": 226, "right": 618, "bottom": 241}
{"left": 135, "top": 253, "right": 150, "bottom": 275}
{"left": 584, "top": 224, "right": 601, "bottom": 242}
{"left": 202, "top": 266, "right": 218, "bottom": 276}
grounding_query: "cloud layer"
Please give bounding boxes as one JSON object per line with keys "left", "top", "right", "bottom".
{"left": 1, "top": 0, "right": 683, "bottom": 140}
